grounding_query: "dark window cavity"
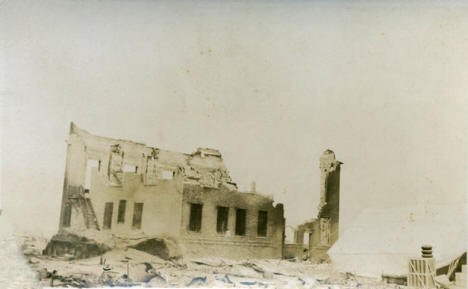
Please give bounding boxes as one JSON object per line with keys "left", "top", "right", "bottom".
{"left": 257, "top": 210, "right": 268, "bottom": 237}
{"left": 117, "top": 200, "right": 127, "bottom": 224}
{"left": 132, "top": 203, "right": 144, "bottom": 229}
{"left": 103, "top": 202, "right": 114, "bottom": 230}
{"left": 189, "top": 203, "right": 203, "bottom": 232}
{"left": 235, "top": 208, "right": 247, "bottom": 236}
{"left": 216, "top": 206, "right": 229, "bottom": 233}
{"left": 62, "top": 203, "right": 72, "bottom": 227}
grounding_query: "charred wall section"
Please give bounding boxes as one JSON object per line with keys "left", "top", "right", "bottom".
{"left": 310, "top": 149, "right": 342, "bottom": 260}
{"left": 291, "top": 149, "right": 342, "bottom": 262}
{"left": 317, "top": 150, "right": 341, "bottom": 247}
{"left": 180, "top": 184, "right": 285, "bottom": 259}
{"left": 54, "top": 122, "right": 285, "bottom": 260}
{"left": 58, "top": 122, "right": 238, "bottom": 235}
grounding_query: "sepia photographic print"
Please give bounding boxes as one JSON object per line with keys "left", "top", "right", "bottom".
{"left": 0, "top": 1, "right": 467, "bottom": 288}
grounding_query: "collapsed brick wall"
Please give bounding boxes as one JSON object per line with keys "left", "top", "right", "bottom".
{"left": 317, "top": 149, "right": 341, "bottom": 247}
{"left": 58, "top": 122, "right": 240, "bottom": 235}
{"left": 52, "top": 122, "right": 286, "bottom": 260}
{"left": 291, "top": 150, "right": 342, "bottom": 262}
{"left": 310, "top": 150, "right": 342, "bottom": 260}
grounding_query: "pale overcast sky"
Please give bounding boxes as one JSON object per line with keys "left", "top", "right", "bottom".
{"left": 1, "top": 0, "right": 467, "bottom": 236}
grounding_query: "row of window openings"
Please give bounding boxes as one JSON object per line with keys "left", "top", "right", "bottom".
{"left": 189, "top": 204, "right": 268, "bottom": 237}
{"left": 102, "top": 200, "right": 143, "bottom": 230}
{"left": 85, "top": 160, "right": 174, "bottom": 189}
{"left": 61, "top": 201, "right": 138, "bottom": 229}
{"left": 63, "top": 201, "right": 267, "bottom": 237}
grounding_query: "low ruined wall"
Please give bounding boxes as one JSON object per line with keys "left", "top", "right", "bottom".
{"left": 283, "top": 243, "right": 302, "bottom": 259}
{"left": 181, "top": 237, "right": 281, "bottom": 260}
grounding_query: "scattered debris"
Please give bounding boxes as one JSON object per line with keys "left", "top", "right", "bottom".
{"left": 129, "top": 237, "right": 181, "bottom": 261}
{"left": 43, "top": 232, "right": 110, "bottom": 260}
{"left": 19, "top": 233, "right": 417, "bottom": 288}
{"left": 186, "top": 276, "right": 207, "bottom": 287}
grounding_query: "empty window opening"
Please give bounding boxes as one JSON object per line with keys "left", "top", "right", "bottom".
{"left": 117, "top": 200, "right": 127, "bottom": 224}
{"left": 132, "top": 203, "right": 144, "bottom": 229}
{"left": 216, "top": 206, "right": 229, "bottom": 233}
{"left": 320, "top": 218, "right": 330, "bottom": 245}
{"left": 103, "top": 202, "right": 114, "bottom": 230}
{"left": 235, "top": 208, "right": 247, "bottom": 236}
{"left": 145, "top": 157, "right": 158, "bottom": 185}
{"left": 189, "top": 203, "right": 203, "bottom": 232}
{"left": 162, "top": 170, "right": 174, "bottom": 179}
{"left": 108, "top": 147, "right": 124, "bottom": 181}
{"left": 123, "top": 164, "right": 137, "bottom": 173}
{"left": 62, "top": 203, "right": 72, "bottom": 227}
{"left": 98, "top": 160, "right": 101, "bottom": 171}
{"left": 304, "top": 233, "right": 311, "bottom": 259}
{"left": 257, "top": 210, "right": 268, "bottom": 237}
{"left": 85, "top": 159, "right": 99, "bottom": 190}
{"left": 303, "top": 232, "right": 310, "bottom": 245}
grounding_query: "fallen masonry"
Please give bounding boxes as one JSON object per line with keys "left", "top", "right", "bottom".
{"left": 43, "top": 232, "right": 110, "bottom": 260}
{"left": 16, "top": 233, "right": 467, "bottom": 288}
{"left": 19, "top": 235, "right": 408, "bottom": 288}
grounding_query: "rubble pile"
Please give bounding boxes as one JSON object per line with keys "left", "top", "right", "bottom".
{"left": 43, "top": 232, "right": 111, "bottom": 259}
{"left": 43, "top": 230, "right": 184, "bottom": 261}
{"left": 127, "top": 236, "right": 182, "bottom": 261}
{"left": 18, "top": 236, "right": 406, "bottom": 288}
{"left": 20, "top": 235, "right": 49, "bottom": 257}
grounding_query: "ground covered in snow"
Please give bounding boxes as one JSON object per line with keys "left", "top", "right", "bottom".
{"left": 16, "top": 235, "right": 406, "bottom": 289}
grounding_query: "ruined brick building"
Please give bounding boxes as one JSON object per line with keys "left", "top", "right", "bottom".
{"left": 291, "top": 150, "right": 342, "bottom": 262}
{"left": 55, "top": 123, "right": 285, "bottom": 259}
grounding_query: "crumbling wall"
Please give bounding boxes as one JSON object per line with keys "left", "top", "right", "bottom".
{"left": 58, "top": 125, "right": 88, "bottom": 232}
{"left": 180, "top": 185, "right": 285, "bottom": 259}
{"left": 309, "top": 150, "right": 342, "bottom": 260}
{"left": 290, "top": 150, "right": 342, "bottom": 262}
{"left": 55, "top": 122, "right": 285, "bottom": 260}
{"left": 316, "top": 149, "right": 341, "bottom": 247}
{"left": 58, "top": 122, "right": 239, "bottom": 235}
{"left": 88, "top": 168, "right": 184, "bottom": 238}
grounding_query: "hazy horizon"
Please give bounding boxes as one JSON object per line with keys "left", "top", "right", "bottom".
{"left": 1, "top": 0, "right": 467, "bottom": 237}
